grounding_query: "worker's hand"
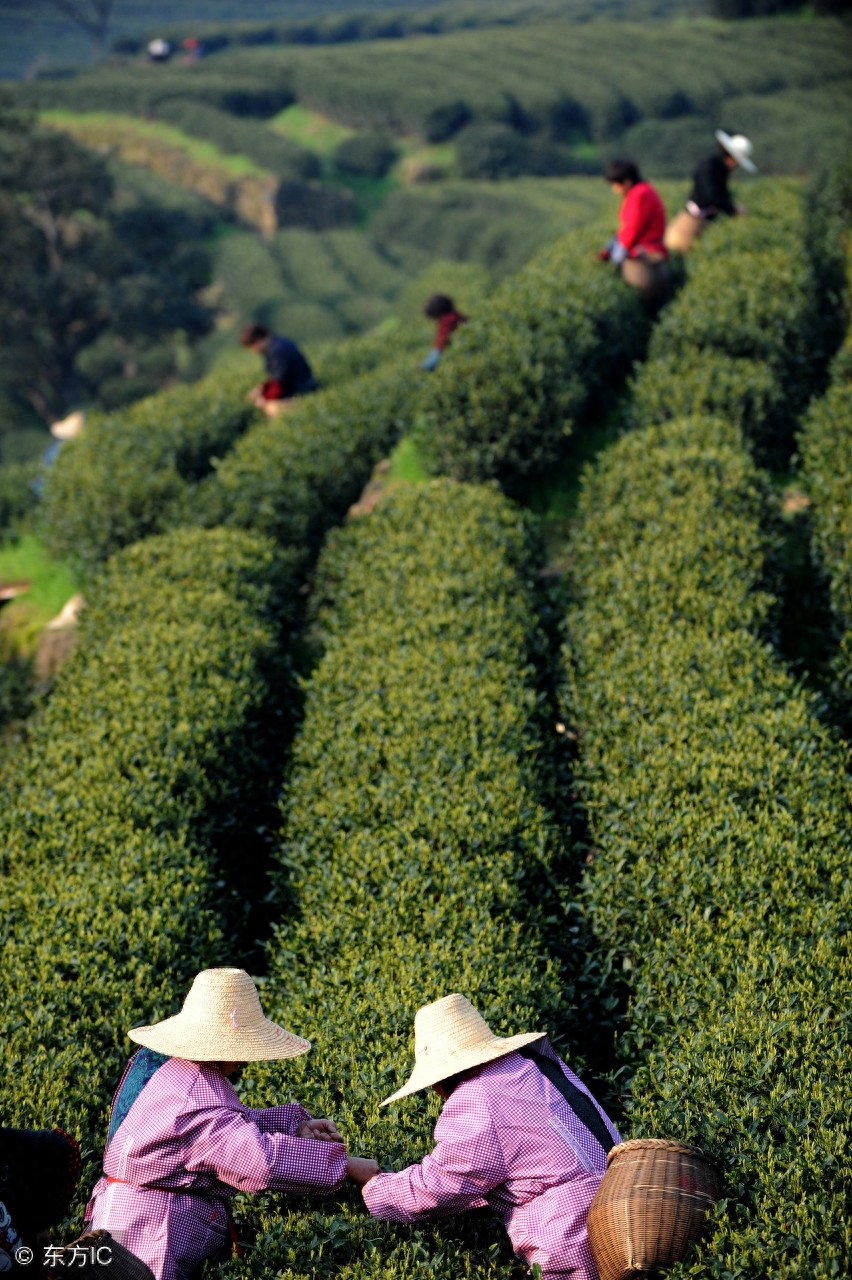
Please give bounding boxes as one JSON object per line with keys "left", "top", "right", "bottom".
{"left": 297, "top": 1118, "right": 344, "bottom": 1143}
{"left": 346, "top": 1156, "right": 380, "bottom": 1186}
{"left": 596, "top": 248, "right": 610, "bottom": 262}
{"left": 735, "top": 202, "right": 747, "bottom": 216}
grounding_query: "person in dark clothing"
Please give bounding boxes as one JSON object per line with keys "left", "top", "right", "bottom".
{"left": 665, "top": 131, "right": 756, "bottom": 254}
{"left": 241, "top": 323, "right": 318, "bottom": 415}
{"left": 421, "top": 294, "right": 467, "bottom": 371}
{"left": 0, "top": 1127, "right": 82, "bottom": 1270}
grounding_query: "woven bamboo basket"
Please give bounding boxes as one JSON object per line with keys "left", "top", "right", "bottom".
{"left": 587, "top": 1139, "right": 723, "bottom": 1280}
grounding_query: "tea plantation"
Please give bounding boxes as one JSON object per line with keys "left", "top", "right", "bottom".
{"left": 563, "top": 182, "right": 852, "bottom": 1271}
{"left": 0, "top": 158, "right": 850, "bottom": 1280}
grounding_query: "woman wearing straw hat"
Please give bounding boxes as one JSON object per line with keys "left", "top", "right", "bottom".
{"left": 665, "top": 130, "right": 757, "bottom": 254}
{"left": 85, "top": 969, "right": 378, "bottom": 1280}
{"left": 362, "top": 994, "right": 620, "bottom": 1280}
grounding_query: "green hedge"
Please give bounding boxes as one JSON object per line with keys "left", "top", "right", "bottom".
{"left": 195, "top": 357, "right": 417, "bottom": 551}
{"left": 416, "top": 228, "right": 649, "bottom": 496}
{"left": 564, "top": 414, "right": 852, "bottom": 1273}
{"left": 231, "top": 482, "right": 572, "bottom": 1279}
{"left": 798, "top": 370, "right": 852, "bottom": 702}
{"left": 0, "top": 462, "right": 38, "bottom": 542}
{"left": 637, "top": 183, "right": 840, "bottom": 465}
{"left": 0, "top": 527, "right": 293, "bottom": 1145}
{"left": 42, "top": 365, "right": 256, "bottom": 572}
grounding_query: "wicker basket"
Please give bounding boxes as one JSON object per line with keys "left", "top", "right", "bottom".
{"left": 587, "top": 1138, "right": 723, "bottom": 1280}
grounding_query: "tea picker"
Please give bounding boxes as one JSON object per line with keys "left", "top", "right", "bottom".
{"left": 85, "top": 969, "right": 378, "bottom": 1280}
{"left": 363, "top": 993, "right": 723, "bottom": 1280}
{"left": 665, "top": 131, "right": 757, "bottom": 254}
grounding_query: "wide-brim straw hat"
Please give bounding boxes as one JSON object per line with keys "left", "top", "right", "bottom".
{"left": 381, "top": 993, "right": 545, "bottom": 1105}
{"left": 715, "top": 130, "right": 757, "bottom": 173}
{"left": 50, "top": 411, "right": 85, "bottom": 441}
{"left": 128, "top": 968, "right": 311, "bottom": 1062}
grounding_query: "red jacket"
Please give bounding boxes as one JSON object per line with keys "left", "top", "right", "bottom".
{"left": 617, "top": 181, "right": 667, "bottom": 259}
{"left": 435, "top": 311, "right": 466, "bottom": 351}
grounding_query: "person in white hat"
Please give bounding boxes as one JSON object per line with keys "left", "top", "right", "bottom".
{"left": 665, "top": 130, "right": 757, "bottom": 254}
{"left": 362, "top": 994, "right": 620, "bottom": 1280}
{"left": 85, "top": 969, "right": 379, "bottom": 1280}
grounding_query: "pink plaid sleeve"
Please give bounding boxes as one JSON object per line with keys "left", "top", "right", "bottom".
{"left": 251, "top": 1103, "right": 311, "bottom": 1136}
{"left": 363, "top": 1083, "right": 506, "bottom": 1222}
{"left": 184, "top": 1109, "right": 347, "bottom": 1194}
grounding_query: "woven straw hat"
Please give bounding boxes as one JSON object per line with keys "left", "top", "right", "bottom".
{"left": 381, "top": 993, "right": 545, "bottom": 1105}
{"left": 50, "top": 411, "right": 85, "bottom": 441}
{"left": 715, "top": 130, "right": 757, "bottom": 173}
{"left": 128, "top": 968, "right": 311, "bottom": 1062}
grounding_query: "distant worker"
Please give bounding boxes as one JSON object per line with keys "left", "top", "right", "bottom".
{"left": 598, "top": 159, "right": 670, "bottom": 310}
{"left": 421, "top": 294, "right": 467, "bottom": 371}
{"left": 241, "top": 323, "right": 318, "bottom": 416}
{"left": 665, "top": 130, "right": 757, "bottom": 254}
{"left": 361, "top": 994, "right": 620, "bottom": 1280}
{"left": 146, "top": 38, "right": 172, "bottom": 62}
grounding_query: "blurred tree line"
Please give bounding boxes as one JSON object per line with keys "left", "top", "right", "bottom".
{"left": 0, "top": 94, "right": 215, "bottom": 443}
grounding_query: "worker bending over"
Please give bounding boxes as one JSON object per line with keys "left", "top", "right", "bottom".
{"left": 361, "top": 994, "right": 620, "bottom": 1280}
{"left": 241, "top": 323, "right": 317, "bottom": 415}
{"left": 598, "top": 159, "right": 670, "bottom": 310}
{"left": 666, "top": 130, "right": 757, "bottom": 253}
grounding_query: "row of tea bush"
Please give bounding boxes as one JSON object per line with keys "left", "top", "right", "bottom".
{"left": 632, "top": 180, "right": 845, "bottom": 467}
{"left": 797, "top": 171, "right": 852, "bottom": 709}
{"left": 565, "top": 182, "right": 851, "bottom": 1273}
{"left": 42, "top": 216, "right": 642, "bottom": 570}
{"left": 236, "top": 481, "right": 575, "bottom": 1280}
{"left": 0, "top": 527, "right": 292, "bottom": 1162}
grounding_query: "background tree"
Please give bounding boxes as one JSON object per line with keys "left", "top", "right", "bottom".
{"left": 0, "top": 98, "right": 214, "bottom": 424}
{"left": 45, "top": 0, "right": 114, "bottom": 50}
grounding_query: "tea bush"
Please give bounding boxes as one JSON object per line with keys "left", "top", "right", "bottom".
{"left": 562, "top": 180, "right": 851, "bottom": 1272}
{"left": 195, "top": 356, "right": 417, "bottom": 551}
{"left": 798, "top": 370, "right": 852, "bottom": 702}
{"left": 416, "top": 227, "right": 649, "bottom": 495}
{"left": 42, "top": 364, "right": 256, "bottom": 572}
{"left": 231, "top": 481, "right": 577, "bottom": 1280}
{"left": 639, "top": 183, "right": 843, "bottom": 465}
{"left": 564, "top": 414, "right": 852, "bottom": 1274}
{"left": 0, "top": 526, "right": 294, "bottom": 1150}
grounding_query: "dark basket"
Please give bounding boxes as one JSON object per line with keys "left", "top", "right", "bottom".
{"left": 54, "top": 1231, "right": 154, "bottom": 1280}
{"left": 587, "top": 1138, "right": 723, "bottom": 1280}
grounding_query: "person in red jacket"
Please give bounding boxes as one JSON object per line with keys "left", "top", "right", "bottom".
{"left": 598, "top": 158, "right": 670, "bottom": 310}
{"left": 421, "top": 294, "right": 467, "bottom": 371}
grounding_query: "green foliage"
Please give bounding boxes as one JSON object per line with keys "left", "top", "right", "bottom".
{"left": 638, "top": 183, "right": 840, "bottom": 465}
{"left": 564, "top": 412, "right": 852, "bottom": 1274}
{"left": 798, "top": 375, "right": 852, "bottom": 703}
{"left": 41, "top": 364, "right": 255, "bottom": 571}
{"left": 231, "top": 480, "right": 570, "bottom": 1280}
{"left": 15, "top": 14, "right": 850, "bottom": 181}
{"left": 563, "top": 164, "right": 852, "bottom": 1274}
{"left": 0, "top": 99, "right": 215, "bottom": 424}
{"left": 416, "top": 226, "right": 649, "bottom": 495}
{"left": 0, "top": 462, "right": 38, "bottom": 541}
{"left": 0, "top": 526, "right": 293, "bottom": 1148}
{"left": 334, "top": 132, "right": 396, "bottom": 179}
{"left": 0, "top": 654, "right": 32, "bottom": 733}
{"left": 196, "top": 357, "right": 417, "bottom": 552}
{"left": 153, "top": 98, "right": 320, "bottom": 178}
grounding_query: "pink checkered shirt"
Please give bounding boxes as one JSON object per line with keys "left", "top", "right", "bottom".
{"left": 363, "top": 1042, "right": 620, "bottom": 1280}
{"left": 86, "top": 1057, "right": 347, "bottom": 1280}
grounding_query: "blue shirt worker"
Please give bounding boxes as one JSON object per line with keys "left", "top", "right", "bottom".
{"left": 241, "top": 323, "right": 318, "bottom": 415}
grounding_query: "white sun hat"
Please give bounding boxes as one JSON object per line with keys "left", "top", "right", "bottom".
{"left": 715, "top": 130, "right": 757, "bottom": 174}
{"left": 128, "top": 968, "right": 311, "bottom": 1062}
{"left": 50, "top": 411, "right": 85, "bottom": 441}
{"left": 381, "top": 993, "right": 546, "bottom": 1106}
